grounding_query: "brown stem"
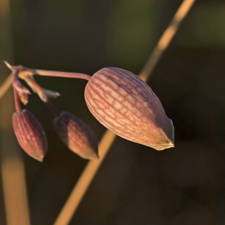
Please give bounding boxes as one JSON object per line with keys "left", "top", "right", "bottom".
{"left": 0, "top": 73, "right": 13, "bottom": 99}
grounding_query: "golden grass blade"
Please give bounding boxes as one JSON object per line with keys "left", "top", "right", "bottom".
{"left": 1, "top": 157, "right": 31, "bottom": 225}
{"left": 54, "top": 130, "right": 116, "bottom": 225}
{"left": 0, "top": 73, "right": 13, "bottom": 99}
{"left": 54, "top": 1, "right": 196, "bottom": 224}
{"left": 0, "top": 0, "right": 31, "bottom": 224}
{"left": 139, "top": 0, "right": 196, "bottom": 82}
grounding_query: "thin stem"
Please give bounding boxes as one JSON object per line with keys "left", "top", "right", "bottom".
{"left": 139, "top": 0, "right": 196, "bottom": 82}
{"left": 4, "top": 61, "right": 92, "bottom": 81}
{"left": 23, "top": 76, "right": 48, "bottom": 102}
{"left": 0, "top": 73, "right": 13, "bottom": 99}
{"left": 53, "top": 0, "right": 196, "bottom": 224}
{"left": 16, "top": 66, "right": 92, "bottom": 81}
{"left": 1, "top": 62, "right": 91, "bottom": 101}
{"left": 0, "top": 0, "right": 30, "bottom": 224}
{"left": 12, "top": 69, "right": 31, "bottom": 96}
{"left": 46, "top": 100, "right": 60, "bottom": 117}
{"left": 23, "top": 75, "right": 60, "bottom": 116}
{"left": 13, "top": 87, "right": 21, "bottom": 113}
{"left": 34, "top": 68, "right": 91, "bottom": 81}
{"left": 54, "top": 130, "right": 116, "bottom": 225}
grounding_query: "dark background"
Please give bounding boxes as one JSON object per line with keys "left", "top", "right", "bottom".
{"left": 1, "top": 0, "right": 225, "bottom": 224}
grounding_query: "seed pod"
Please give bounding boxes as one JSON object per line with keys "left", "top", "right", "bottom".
{"left": 12, "top": 109, "right": 48, "bottom": 161}
{"left": 53, "top": 111, "right": 98, "bottom": 160}
{"left": 85, "top": 67, "right": 174, "bottom": 150}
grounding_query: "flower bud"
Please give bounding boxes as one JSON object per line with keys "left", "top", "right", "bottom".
{"left": 53, "top": 111, "right": 98, "bottom": 160}
{"left": 85, "top": 67, "right": 174, "bottom": 150}
{"left": 12, "top": 109, "right": 48, "bottom": 161}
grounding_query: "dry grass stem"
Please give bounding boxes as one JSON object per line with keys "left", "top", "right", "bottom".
{"left": 1, "top": 157, "right": 31, "bottom": 225}
{"left": 54, "top": 0, "right": 196, "bottom": 224}
{"left": 54, "top": 130, "right": 116, "bottom": 225}
{"left": 0, "top": 73, "right": 13, "bottom": 99}
{"left": 0, "top": 0, "right": 31, "bottom": 224}
{"left": 139, "top": 0, "right": 196, "bottom": 82}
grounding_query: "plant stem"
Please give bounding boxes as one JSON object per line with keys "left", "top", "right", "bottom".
{"left": 0, "top": 73, "right": 13, "bottom": 99}
{"left": 139, "top": 0, "right": 196, "bottom": 82}
{"left": 54, "top": 130, "right": 116, "bottom": 225}
{"left": 23, "top": 75, "right": 48, "bottom": 102}
{"left": 45, "top": 100, "right": 60, "bottom": 117}
{"left": 22, "top": 67, "right": 92, "bottom": 81}
{"left": 23, "top": 75, "right": 60, "bottom": 116}
{"left": 13, "top": 87, "right": 21, "bottom": 113}
{"left": 12, "top": 69, "right": 31, "bottom": 96}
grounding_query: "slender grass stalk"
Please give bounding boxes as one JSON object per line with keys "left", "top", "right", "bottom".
{"left": 54, "top": 130, "right": 116, "bottom": 225}
{"left": 139, "top": 0, "right": 196, "bottom": 82}
{"left": 0, "top": 0, "right": 31, "bottom": 224}
{"left": 54, "top": 0, "right": 196, "bottom": 224}
{"left": 0, "top": 73, "right": 13, "bottom": 99}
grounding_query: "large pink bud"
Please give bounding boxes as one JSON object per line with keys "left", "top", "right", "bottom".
{"left": 84, "top": 67, "right": 174, "bottom": 150}
{"left": 12, "top": 109, "right": 48, "bottom": 161}
{"left": 53, "top": 111, "right": 98, "bottom": 160}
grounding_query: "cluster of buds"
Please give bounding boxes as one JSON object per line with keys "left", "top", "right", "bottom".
{"left": 4, "top": 61, "right": 174, "bottom": 162}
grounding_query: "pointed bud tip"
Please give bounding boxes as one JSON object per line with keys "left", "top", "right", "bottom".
{"left": 151, "top": 136, "right": 175, "bottom": 150}
{"left": 34, "top": 155, "right": 44, "bottom": 162}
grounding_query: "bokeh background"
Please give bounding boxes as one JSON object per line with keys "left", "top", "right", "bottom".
{"left": 1, "top": 0, "right": 225, "bottom": 224}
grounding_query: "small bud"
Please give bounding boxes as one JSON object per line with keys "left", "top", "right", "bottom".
{"left": 53, "top": 111, "right": 98, "bottom": 160}
{"left": 12, "top": 109, "right": 48, "bottom": 161}
{"left": 85, "top": 67, "right": 174, "bottom": 150}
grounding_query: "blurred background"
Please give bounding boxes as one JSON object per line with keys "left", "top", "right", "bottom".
{"left": 1, "top": 0, "right": 225, "bottom": 224}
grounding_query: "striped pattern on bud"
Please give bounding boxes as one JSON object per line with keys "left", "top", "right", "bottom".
{"left": 85, "top": 67, "right": 174, "bottom": 150}
{"left": 53, "top": 111, "right": 98, "bottom": 160}
{"left": 12, "top": 109, "right": 48, "bottom": 161}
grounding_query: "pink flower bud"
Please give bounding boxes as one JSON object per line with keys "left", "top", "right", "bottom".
{"left": 12, "top": 109, "right": 48, "bottom": 161}
{"left": 53, "top": 111, "right": 98, "bottom": 160}
{"left": 85, "top": 67, "right": 174, "bottom": 150}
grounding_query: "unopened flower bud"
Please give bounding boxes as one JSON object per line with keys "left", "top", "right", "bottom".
{"left": 53, "top": 111, "right": 98, "bottom": 160}
{"left": 12, "top": 109, "right": 48, "bottom": 161}
{"left": 85, "top": 67, "right": 174, "bottom": 150}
